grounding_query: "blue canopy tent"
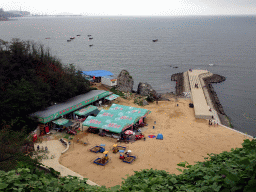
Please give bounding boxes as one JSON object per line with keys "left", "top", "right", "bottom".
{"left": 82, "top": 70, "right": 114, "bottom": 77}
{"left": 82, "top": 70, "right": 114, "bottom": 83}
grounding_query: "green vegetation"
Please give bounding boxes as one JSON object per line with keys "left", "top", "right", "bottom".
{"left": 1, "top": 38, "right": 256, "bottom": 191}
{"left": 146, "top": 93, "right": 155, "bottom": 102}
{"left": 110, "top": 87, "right": 125, "bottom": 98}
{"left": 134, "top": 96, "right": 144, "bottom": 106}
{"left": 226, "top": 115, "right": 234, "bottom": 128}
{"left": 0, "top": 38, "right": 93, "bottom": 133}
{"left": 0, "top": 38, "right": 94, "bottom": 172}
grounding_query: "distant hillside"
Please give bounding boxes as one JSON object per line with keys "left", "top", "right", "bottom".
{"left": 0, "top": 8, "right": 8, "bottom": 21}
{"left": 0, "top": 8, "right": 30, "bottom": 20}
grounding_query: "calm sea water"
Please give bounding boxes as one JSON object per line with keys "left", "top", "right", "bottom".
{"left": 1, "top": 15, "right": 255, "bottom": 137}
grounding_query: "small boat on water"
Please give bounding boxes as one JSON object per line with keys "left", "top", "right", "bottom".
{"left": 152, "top": 39, "right": 158, "bottom": 42}
{"left": 89, "top": 44, "right": 93, "bottom": 47}
{"left": 89, "top": 37, "right": 93, "bottom": 40}
{"left": 70, "top": 37, "right": 75, "bottom": 39}
{"left": 67, "top": 40, "right": 71, "bottom": 42}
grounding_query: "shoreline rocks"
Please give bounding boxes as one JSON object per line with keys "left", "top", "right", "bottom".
{"left": 171, "top": 73, "right": 184, "bottom": 95}
{"left": 203, "top": 74, "right": 226, "bottom": 115}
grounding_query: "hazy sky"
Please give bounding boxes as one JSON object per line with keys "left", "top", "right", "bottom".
{"left": 2, "top": 0, "right": 256, "bottom": 16}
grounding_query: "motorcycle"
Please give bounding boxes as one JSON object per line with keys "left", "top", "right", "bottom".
{"left": 66, "top": 128, "right": 77, "bottom": 135}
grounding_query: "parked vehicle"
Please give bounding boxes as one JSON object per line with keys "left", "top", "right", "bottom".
{"left": 66, "top": 128, "right": 77, "bottom": 135}
{"left": 87, "top": 127, "right": 99, "bottom": 134}
{"left": 135, "top": 134, "right": 144, "bottom": 140}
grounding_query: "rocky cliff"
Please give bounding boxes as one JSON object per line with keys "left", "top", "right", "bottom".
{"left": 116, "top": 70, "right": 134, "bottom": 93}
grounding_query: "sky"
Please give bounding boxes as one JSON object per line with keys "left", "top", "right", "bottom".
{"left": 2, "top": 0, "right": 256, "bottom": 16}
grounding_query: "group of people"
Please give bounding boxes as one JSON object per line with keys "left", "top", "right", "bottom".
{"left": 209, "top": 120, "right": 218, "bottom": 127}
{"left": 37, "top": 145, "right": 48, "bottom": 151}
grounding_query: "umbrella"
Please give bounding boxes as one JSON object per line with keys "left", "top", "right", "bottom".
{"left": 125, "top": 130, "right": 133, "bottom": 135}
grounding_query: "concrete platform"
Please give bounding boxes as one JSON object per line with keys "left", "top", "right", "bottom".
{"left": 188, "top": 70, "right": 212, "bottom": 119}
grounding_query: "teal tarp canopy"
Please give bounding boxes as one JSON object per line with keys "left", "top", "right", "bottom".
{"left": 74, "top": 105, "right": 98, "bottom": 116}
{"left": 63, "top": 121, "right": 74, "bottom": 127}
{"left": 82, "top": 104, "right": 151, "bottom": 133}
{"left": 52, "top": 118, "right": 69, "bottom": 125}
{"left": 105, "top": 94, "right": 120, "bottom": 101}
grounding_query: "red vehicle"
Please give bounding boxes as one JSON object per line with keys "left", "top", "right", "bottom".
{"left": 87, "top": 127, "right": 99, "bottom": 134}
{"left": 66, "top": 128, "right": 77, "bottom": 135}
{"left": 135, "top": 134, "right": 144, "bottom": 140}
{"left": 138, "top": 123, "right": 147, "bottom": 127}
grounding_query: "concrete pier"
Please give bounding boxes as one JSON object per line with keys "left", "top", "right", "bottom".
{"left": 188, "top": 70, "right": 213, "bottom": 119}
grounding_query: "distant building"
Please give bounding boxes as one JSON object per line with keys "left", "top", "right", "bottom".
{"left": 6, "top": 10, "right": 30, "bottom": 16}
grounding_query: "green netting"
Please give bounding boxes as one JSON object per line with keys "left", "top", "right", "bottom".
{"left": 82, "top": 104, "right": 151, "bottom": 133}
{"left": 52, "top": 118, "right": 69, "bottom": 125}
{"left": 105, "top": 94, "right": 120, "bottom": 101}
{"left": 74, "top": 105, "right": 98, "bottom": 116}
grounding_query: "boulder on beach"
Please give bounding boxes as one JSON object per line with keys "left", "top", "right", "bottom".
{"left": 137, "top": 82, "right": 161, "bottom": 101}
{"left": 116, "top": 70, "right": 134, "bottom": 93}
{"left": 142, "top": 100, "right": 149, "bottom": 106}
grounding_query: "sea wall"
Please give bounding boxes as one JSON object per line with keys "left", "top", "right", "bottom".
{"left": 202, "top": 74, "right": 231, "bottom": 127}
{"left": 171, "top": 72, "right": 184, "bottom": 96}
{"left": 202, "top": 74, "right": 226, "bottom": 115}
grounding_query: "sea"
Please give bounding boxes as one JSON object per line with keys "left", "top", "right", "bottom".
{"left": 1, "top": 15, "right": 255, "bottom": 137}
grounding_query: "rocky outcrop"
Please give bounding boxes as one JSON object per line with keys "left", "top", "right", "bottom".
{"left": 203, "top": 74, "right": 226, "bottom": 115}
{"left": 137, "top": 82, "right": 161, "bottom": 100}
{"left": 116, "top": 70, "right": 134, "bottom": 93}
{"left": 204, "top": 74, "right": 226, "bottom": 84}
{"left": 171, "top": 73, "right": 184, "bottom": 95}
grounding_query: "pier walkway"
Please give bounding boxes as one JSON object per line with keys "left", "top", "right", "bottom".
{"left": 188, "top": 70, "right": 213, "bottom": 120}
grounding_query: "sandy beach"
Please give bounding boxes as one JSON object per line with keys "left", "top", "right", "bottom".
{"left": 57, "top": 91, "right": 253, "bottom": 188}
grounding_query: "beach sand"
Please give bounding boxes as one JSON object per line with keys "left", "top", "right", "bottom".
{"left": 58, "top": 93, "right": 253, "bottom": 188}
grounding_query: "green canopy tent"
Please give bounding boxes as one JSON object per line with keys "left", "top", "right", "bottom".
{"left": 82, "top": 104, "right": 151, "bottom": 133}
{"left": 108, "top": 104, "right": 151, "bottom": 124}
{"left": 74, "top": 105, "right": 99, "bottom": 116}
{"left": 52, "top": 118, "right": 74, "bottom": 130}
{"left": 105, "top": 94, "right": 120, "bottom": 101}
{"left": 52, "top": 118, "right": 69, "bottom": 125}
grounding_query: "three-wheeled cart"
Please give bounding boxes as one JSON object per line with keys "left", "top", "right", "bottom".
{"left": 112, "top": 144, "right": 126, "bottom": 153}
{"left": 93, "top": 151, "right": 109, "bottom": 166}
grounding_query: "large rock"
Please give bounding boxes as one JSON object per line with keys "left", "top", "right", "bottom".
{"left": 143, "top": 100, "right": 149, "bottom": 106}
{"left": 137, "top": 82, "right": 160, "bottom": 99}
{"left": 116, "top": 70, "right": 134, "bottom": 93}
